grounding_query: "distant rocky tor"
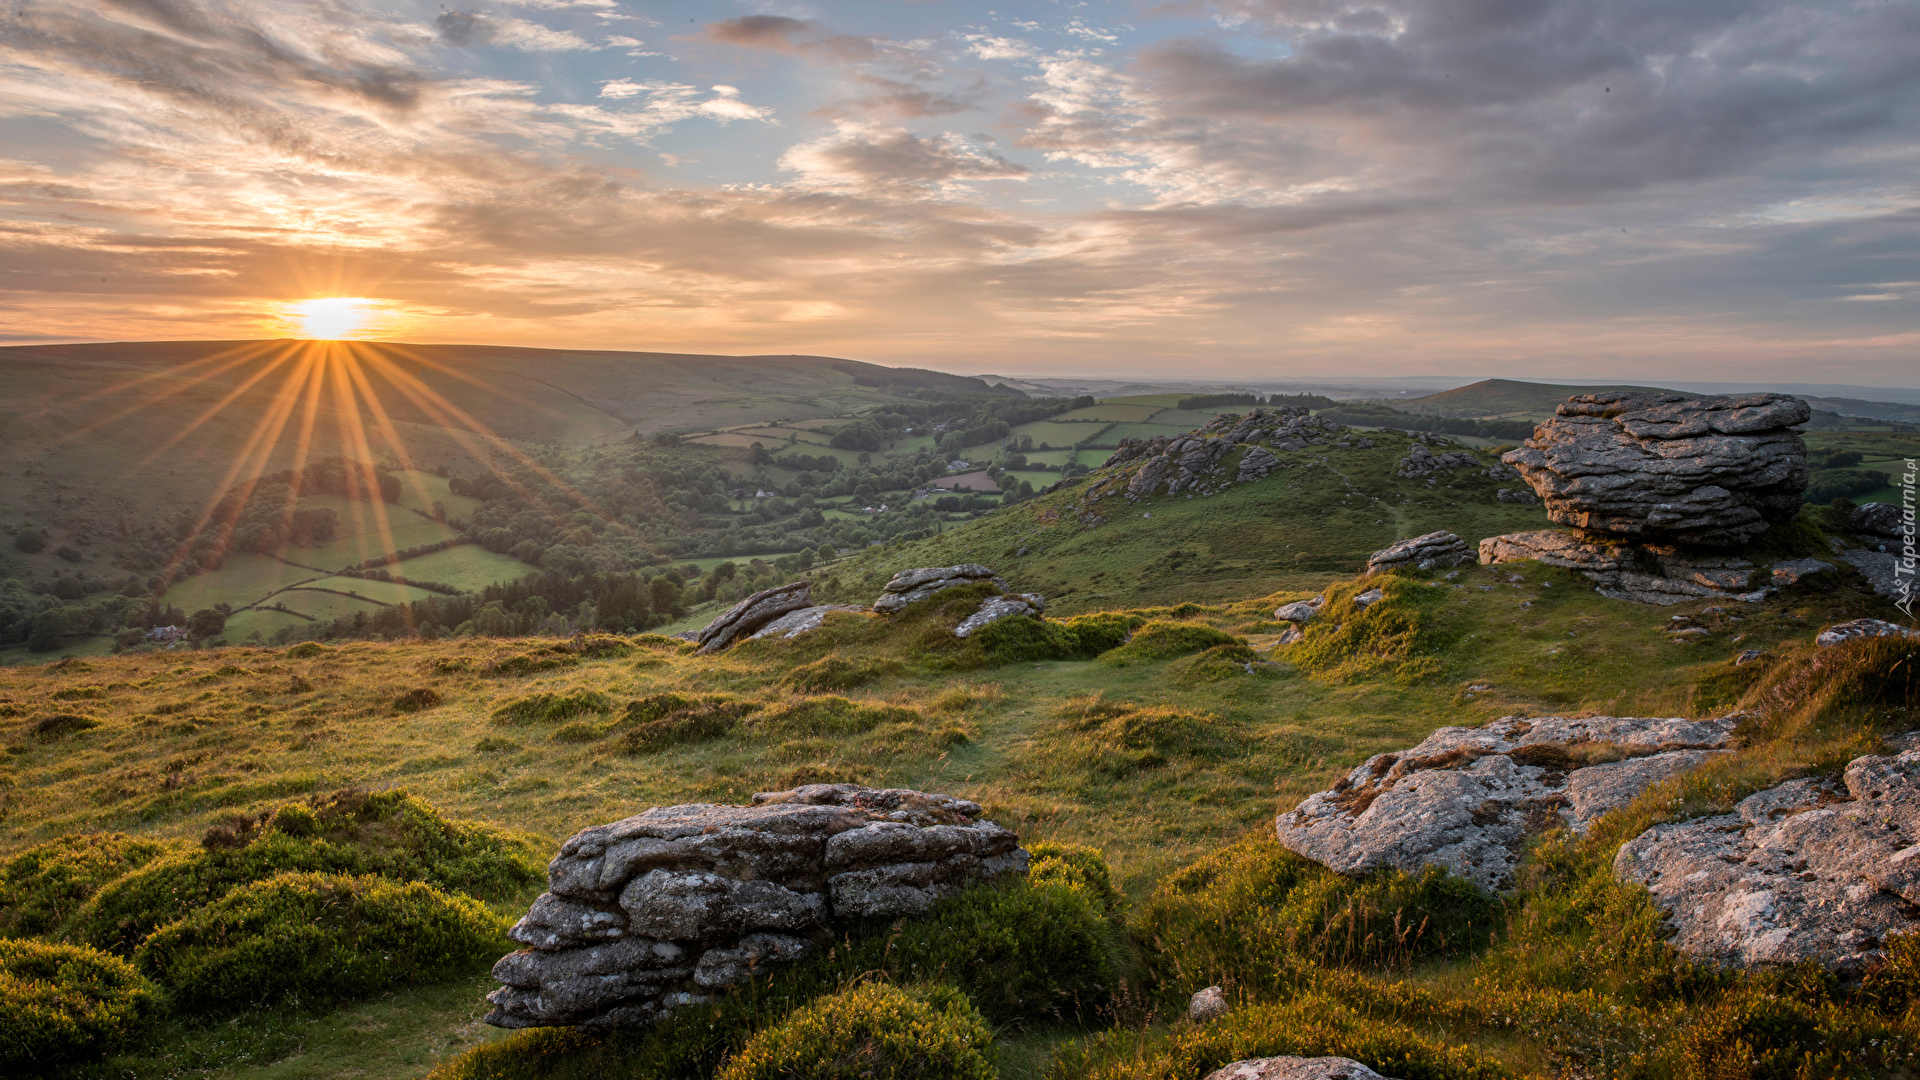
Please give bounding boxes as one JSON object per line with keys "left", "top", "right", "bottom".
{"left": 486, "top": 784, "right": 1027, "bottom": 1029}
{"left": 1069, "top": 406, "right": 1347, "bottom": 523}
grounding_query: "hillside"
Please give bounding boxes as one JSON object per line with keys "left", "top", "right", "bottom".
{"left": 0, "top": 503, "right": 1910, "bottom": 1078}
{"left": 1399, "top": 378, "right": 1673, "bottom": 420}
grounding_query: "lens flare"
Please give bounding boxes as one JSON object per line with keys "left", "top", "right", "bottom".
{"left": 290, "top": 297, "right": 381, "bottom": 339}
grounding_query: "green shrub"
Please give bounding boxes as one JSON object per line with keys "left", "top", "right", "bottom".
{"left": 566, "top": 634, "right": 633, "bottom": 659}
{"left": 0, "top": 939, "right": 161, "bottom": 1072}
{"left": 135, "top": 871, "right": 503, "bottom": 1010}
{"left": 1029, "top": 842, "right": 1127, "bottom": 916}
{"left": 492, "top": 690, "right": 612, "bottom": 725}
{"left": 0, "top": 833, "right": 179, "bottom": 939}
{"left": 969, "top": 614, "right": 1077, "bottom": 664}
{"left": 1165, "top": 643, "right": 1266, "bottom": 686}
{"left": 284, "top": 642, "right": 329, "bottom": 658}
{"left": 781, "top": 654, "right": 892, "bottom": 692}
{"left": 1045, "top": 694, "right": 1242, "bottom": 775}
{"left": 1097, "top": 621, "right": 1241, "bottom": 666}
{"left": 1058, "top": 612, "right": 1146, "bottom": 655}
{"left": 753, "top": 696, "right": 917, "bottom": 738}
{"left": 36, "top": 712, "right": 100, "bottom": 738}
{"left": 393, "top": 687, "right": 443, "bottom": 712}
{"left": 716, "top": 982, "right": 997, "bottom": 1080}
{"left": 1049, "top": 993, "right": 1513, "bottom": 1080}
{"left": 1134, "top": 834, "right": 1498, "bottom": 994}
{"left": 1287, "top": 578, "right": 1446, "bottom": 683}
{"left": 620, "top": 697, "right": 758, "bottom": 754}
{"left": 74, "top": 789, "right": 539, "bottom": 954}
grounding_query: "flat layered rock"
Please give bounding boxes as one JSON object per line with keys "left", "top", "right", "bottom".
{"left": 1836, "top": 549, "right": 1912, "bottom": 604}
{"left": 1204, "top": 1057, "right": 1395, "bottom": 1080}
{"left": 954, "top": 593, "right": 1045, "bottom": 638}
{"left": 1615, "top": 746, "right": 1920, "bottom": 973}
{"left": 746, "top": 605, "right": 869, "bottom": 641}
{"left": 1481, "top": 529, "right": 1771, "bottom": 606}
{"left": 1277, "top": 715, "right": 1735, "bottom": 892}
{"left": 872, "top": 565, "right": 1006, "bottom": 614}
{"left": 695, "top": 581, "right": 813, "bottom": 654}
{"left": 487, "top": 784, "right": 1025, "bottom": 1029}
{"left": 1503, "top": 391, "right": 1810, "bottom": 548}
{"left": 1770, "top": 558, "right": 1834, "bottom": 587}
{"left": 1366, "top": 531, "right": 1473, "bottom": 574}
{"left": 1851, "top": 502, "right": 1908, "bottom": 542}
{"left": 1816, "top": 618, "right": 1920, "bottom": 647}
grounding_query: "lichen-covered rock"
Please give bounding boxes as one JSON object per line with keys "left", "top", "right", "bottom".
{"left": 1480, "top": 529, "right": 1771, "bottom": 606}
{"left": 1277, "top": 715, "right": 1735, "bottom": 891}
{"left": 1274, "top": 597, "right": 1323, "bottom": 623}
{"left": 954, "top": 594, "right": 1045, "bottom": 638}
{"left": 1080, "top": 407, "right": 1346, "bottom": 505}
{"left": 872, "top": 565, "right": 1006, "bottom": 614}
{"left": 1397, "top": 444, "right": 1479, "bottom": 480}
{"left": 1366, "top": 531, "right": 1473, "bottom": 574}
{"left": 1503, "top": 391, "right": 1810, "bottom": 547}
{"left": 1816, "top": 618, "right": 1920, "bottom": 647}
{"left": 1770, "top": 558, "right": 1834, "bottom": 587}
{"left": 486, "top": 784, "right": 1025, "bottom": 1029}
{"left": 695, "top": 581, "right": 813, "bottom": 654}
{"left": 1837, "top": 549, "right": 1912, "bottom": 603}
{"left": 1204, "top": 1057, "right": 1395, "bottom": 1080}
{"left": 1496, "top": 487, "right": 1539, "bottom": 504}
{"left": 1614, "top": 746, "right": 1920, "bottom": 973}
{"left": 746, "top": 605, "right": 869, "bottom": 641}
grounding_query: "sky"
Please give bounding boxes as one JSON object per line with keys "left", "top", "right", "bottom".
{"left": 0, "top": 0, "right": 1916, "bottom": 383}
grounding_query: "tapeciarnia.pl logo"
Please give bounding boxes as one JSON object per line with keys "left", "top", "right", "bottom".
{"left": 1898, "top": 458, "right": 1917, "bottom": 620}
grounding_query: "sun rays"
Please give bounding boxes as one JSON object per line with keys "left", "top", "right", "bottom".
{"left": 286, "top": 298, "right": 394, "bottom": 340}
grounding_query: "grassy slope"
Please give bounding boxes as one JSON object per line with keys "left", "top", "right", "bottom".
{"left": 1400, "top": 378, "right": 1675, "bottom": 420}
{"left": 817, "top": 428, "right": 1553, "bottom": 614}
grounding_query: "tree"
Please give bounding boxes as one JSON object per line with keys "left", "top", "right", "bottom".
{"left": 13, "top": 530, "right": 45, "bottom": 554}
{"left": 187, "top": 608, "right": 227, "bottom": 641}
{"left": 26, "top": 609, "right": 64, "bottom": 652}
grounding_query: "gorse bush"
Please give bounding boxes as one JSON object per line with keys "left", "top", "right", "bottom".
{"left": 74, "top": 788, "right": 540, "bottom": 954}
{"left": 1134, "top": 835, "right": 1498, "bottom": 995}
{"left": 0, "top": 833, "right": 178, "bottom": 939}
{"left": 1097, "top": 621, "right": 1241, "bottom": 666}
{"left": 134, "top": 872, "right": 504, "bottom": 1011}
{"left": 1287, "top": 577, "right": 1446, "bottom": 683}
{"left": 492, "top": 689, "right": 612, "bottom": 725}
{"left": 0, "top": 939, "right": 161, "bottom": 1072}
{"left": 715, "top": 981, "right": 997, "bottom": 1080}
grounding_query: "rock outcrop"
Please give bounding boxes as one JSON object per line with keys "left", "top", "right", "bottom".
{"left": 1274, "top": 597, "right": 1324, "bottom": 623}
{"left": 1816, "top": 618, "right": 1920, "bottom": 647}
{"left": 1277, "top": 715, "right": 1735, "bottom": 892}
{"left": 1769, "top": 558, "right": 1834, "bottom": 587}
{"left": 954, "top": 593, "right": 1045, "bottom": 638}
{"left": 1502, "top": 391, "right": 1810, "bottom": 548}
{"left": 1397, "top": 444, "right": 1479, "bottom": 482}
{"left": 485, "top": 784, "right": 1026, "bottom": 1030}
{"left": 1851, "top": 502, "right": 1908, "bottom": 545}
{"left": 1836, "top": 549, "right": 1911, "bottom": 602}
{"left": 1496, "top": 487, "right": 1539, "bottom": 504}
{"left": 746, "top": 605, "right": 869, "bottom": 642}
{"left": 872, "top": 565, "right": 1006, "bottom": 614}
{"left": 1615, "top": 745, "right": 1920, "bottom": 973}
{"left": 1204, "top": 1058, "right": 1396, "bottom": 1080}
{"left": 695, "top": 581, "right": 813, "bottom": 653}
{"left": 1366, "top": 531, "right": 1473, "bottom": 574}
{"left": 1479, "top": 530, "right": 1772, "bottom": 606}
{"left": 1077, "top": 407, "right": 1346, "bottom": 505}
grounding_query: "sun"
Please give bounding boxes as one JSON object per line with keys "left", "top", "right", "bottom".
{"left": 290, "top": 297, "right": 381, "bottom": 339}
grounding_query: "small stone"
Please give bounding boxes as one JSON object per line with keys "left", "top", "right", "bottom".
{"left": 1365, "top": 531, "right": 1473, "bottom": 575}
{"left": 1733, "top": 649, "right": 1768, "bottom": 665}
{"left": 1203, "top": 1057, "right": 1394, "bottom": 1080}
{"left": 1189, "top": 985, "right": 1229, "bottom": 1023}
{"left": 1273, "top": 597, "right": 1324, "bottom": 623}
{"left": 1351, "top": 588, "right": 1384, "bottom": 609}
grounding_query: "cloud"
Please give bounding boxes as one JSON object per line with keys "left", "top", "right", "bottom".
{"left": 697, "top": 15, "right": 884, "bottom": 63}
{"left": 781, "top": 122, "right": 1028, "bottom": 196}
{"left": 816, "top": 75, "right": 976, "bottom": 119}
{"left": 435, "top": 11, "right": 594, "bottom": 51}
{"left": 963, "top": 35, "right": 1034, "bottom": 60}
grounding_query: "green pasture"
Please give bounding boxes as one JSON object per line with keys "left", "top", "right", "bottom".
{"left": 1008, "top": 420, "right": 1114, "bottom": 449}
{"left": 1055, "top": 404, "right": 1164, "bottom": 423}
{"left": 1098, "top": 422, "right": 1192, "bottom": 445}
{"left": 389, "top": 545, "right": 532, "bottom": 593}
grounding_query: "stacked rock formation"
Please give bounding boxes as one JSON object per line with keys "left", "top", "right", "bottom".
{"left": 1365, "top": 531, "right": 1474, "bottom": 574}
{"left": 695, "top": 581, "right": 814, "bottom": 653}
{"left": 1502, "top": 391, "right": 1810, "bottom": 547}
{"left": 485, "top": 784, "right": 1027, "bottom": 1029}
{"left": 872, "top": 565, "right": 1007, "bottom": 614}
{"left": 1615, "top": 744, "right": 1920, "bottom": 973}
{"left": 1277, "top": 714, "right": 1735, "bottom": 891}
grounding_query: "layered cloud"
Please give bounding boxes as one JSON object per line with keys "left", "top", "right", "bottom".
{"left": 0, "top": 0, "right": 1912, "bottom": 381}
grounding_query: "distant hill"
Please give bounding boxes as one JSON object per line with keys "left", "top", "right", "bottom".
{"left": 1399, "top": 378, "right": 1675, "bottom": 420}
